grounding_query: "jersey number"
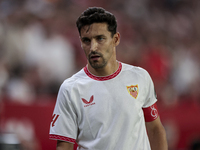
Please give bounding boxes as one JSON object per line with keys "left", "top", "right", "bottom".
{"left": 51, "top": 114, "right": 59, "bottom": 127}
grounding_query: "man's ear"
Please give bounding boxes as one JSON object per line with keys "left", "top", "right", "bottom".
{"left": 113, "top": 32, "right": 120, "bottom": 46}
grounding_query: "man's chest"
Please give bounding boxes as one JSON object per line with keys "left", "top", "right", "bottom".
{"left": 75, "top": 77, "right": 147, "bottom": 123}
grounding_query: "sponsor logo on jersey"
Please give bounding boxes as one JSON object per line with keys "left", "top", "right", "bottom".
{"left": 81, "top": 95, "right": 95, "bottom": 107}
{"left": 126, "top": 85, "right": 139, "bottom": 99}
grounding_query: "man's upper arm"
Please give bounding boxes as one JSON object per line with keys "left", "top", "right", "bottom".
{"left": 57, "top": 140, "right": 74, "bottom": 150}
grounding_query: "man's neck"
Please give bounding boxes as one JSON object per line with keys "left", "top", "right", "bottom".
{"left": 87, "top": 61, "right": 119, "bottom": 77}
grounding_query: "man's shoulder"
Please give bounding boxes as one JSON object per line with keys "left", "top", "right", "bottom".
{"left": 121, "top": 62, "right": 149, "bottom": 76}
{"left": 61, "top": 68, "right": 87, "bottom": 88}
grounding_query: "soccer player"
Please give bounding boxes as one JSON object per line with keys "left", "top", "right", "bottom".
{"left": 49, "top": 7, "right": 168, "bottom": 150}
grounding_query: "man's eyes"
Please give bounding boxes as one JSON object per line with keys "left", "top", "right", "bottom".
{"left": 82, "top": 38, "right": 90, "bottom": 43}
{"left": 82, "top": 36, "right": 105, "bottom": 43}
{"left": 97, "top": 36, "right": 105, "bottom": 41}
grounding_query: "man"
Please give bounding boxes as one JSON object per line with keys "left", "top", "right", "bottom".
{"left": 49, "top": 7, "right": 168, "bottom": 150}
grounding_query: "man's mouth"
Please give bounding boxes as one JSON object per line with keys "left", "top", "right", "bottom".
{"left": 90, "top": 55, "right": 101, "bottom": 61}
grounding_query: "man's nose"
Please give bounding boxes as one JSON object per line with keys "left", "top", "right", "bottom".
{"left": 90, "top": 39, "right": 98, "bottom": 51}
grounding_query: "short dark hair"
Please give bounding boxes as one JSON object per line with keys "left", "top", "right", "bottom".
{"left": 76, "top": 7, "right": 117, "bottom": 37}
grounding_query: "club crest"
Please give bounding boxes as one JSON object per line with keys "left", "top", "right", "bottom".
{"left": 127, "top": 85, "right": 139, "bottom": 99}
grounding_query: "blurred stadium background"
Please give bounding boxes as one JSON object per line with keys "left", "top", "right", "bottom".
{"left": 0, "top": 0, "right": 200, "bottom": 150}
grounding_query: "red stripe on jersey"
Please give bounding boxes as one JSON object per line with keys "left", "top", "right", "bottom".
{"left": 49, "top": 134, "right": 76, "bottom": 144}
{"left": 84, "top": 62, "right": 122, "bottom": 81}
{"left": 142, "top": 103, "right": 159, "bottom": 122}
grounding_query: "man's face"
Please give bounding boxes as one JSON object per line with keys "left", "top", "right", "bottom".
{"left": 80, "top": 23, "right": 117, "bottom": 69}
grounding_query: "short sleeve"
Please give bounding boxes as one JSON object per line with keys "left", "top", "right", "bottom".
{"left": 142, "top": 70, "right": 157, "bottom": 108}
{"left": 49, "top": 82, "right": 77, "bottom": 143}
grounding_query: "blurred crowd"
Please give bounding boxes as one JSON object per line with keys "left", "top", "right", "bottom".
{"left": 0, "top": 0, "right": 200, "bottom": 106}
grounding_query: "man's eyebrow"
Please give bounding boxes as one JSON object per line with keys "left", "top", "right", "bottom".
{"left": 96, "top": 35, "right": 105, "bottom": 37}
{"left": 94, "top": 35, "right": 107, "bottom": 39}
{"left": 81, "top": 35, "right": 105, "bottom": 39}
{"left": 81, "top": 37, "right": 90, "bottom": 40}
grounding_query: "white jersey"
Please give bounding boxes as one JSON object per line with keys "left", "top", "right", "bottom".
{"left": 49, "top": 62, "right": 158, "bottom": 150}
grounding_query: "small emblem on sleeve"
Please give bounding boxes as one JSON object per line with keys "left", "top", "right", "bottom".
{"left": 143, "top": 103, "right": 159, "bottom": 122}
{"left": 127, "top": 85, "right": 139, "bottom": 99}
{"left": 150, "top": 105, "right": 158, "bottom": 119}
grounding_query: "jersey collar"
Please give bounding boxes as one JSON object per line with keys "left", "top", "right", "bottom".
{"left": 84, "top": 62, "right": 122, "bottom": 81}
